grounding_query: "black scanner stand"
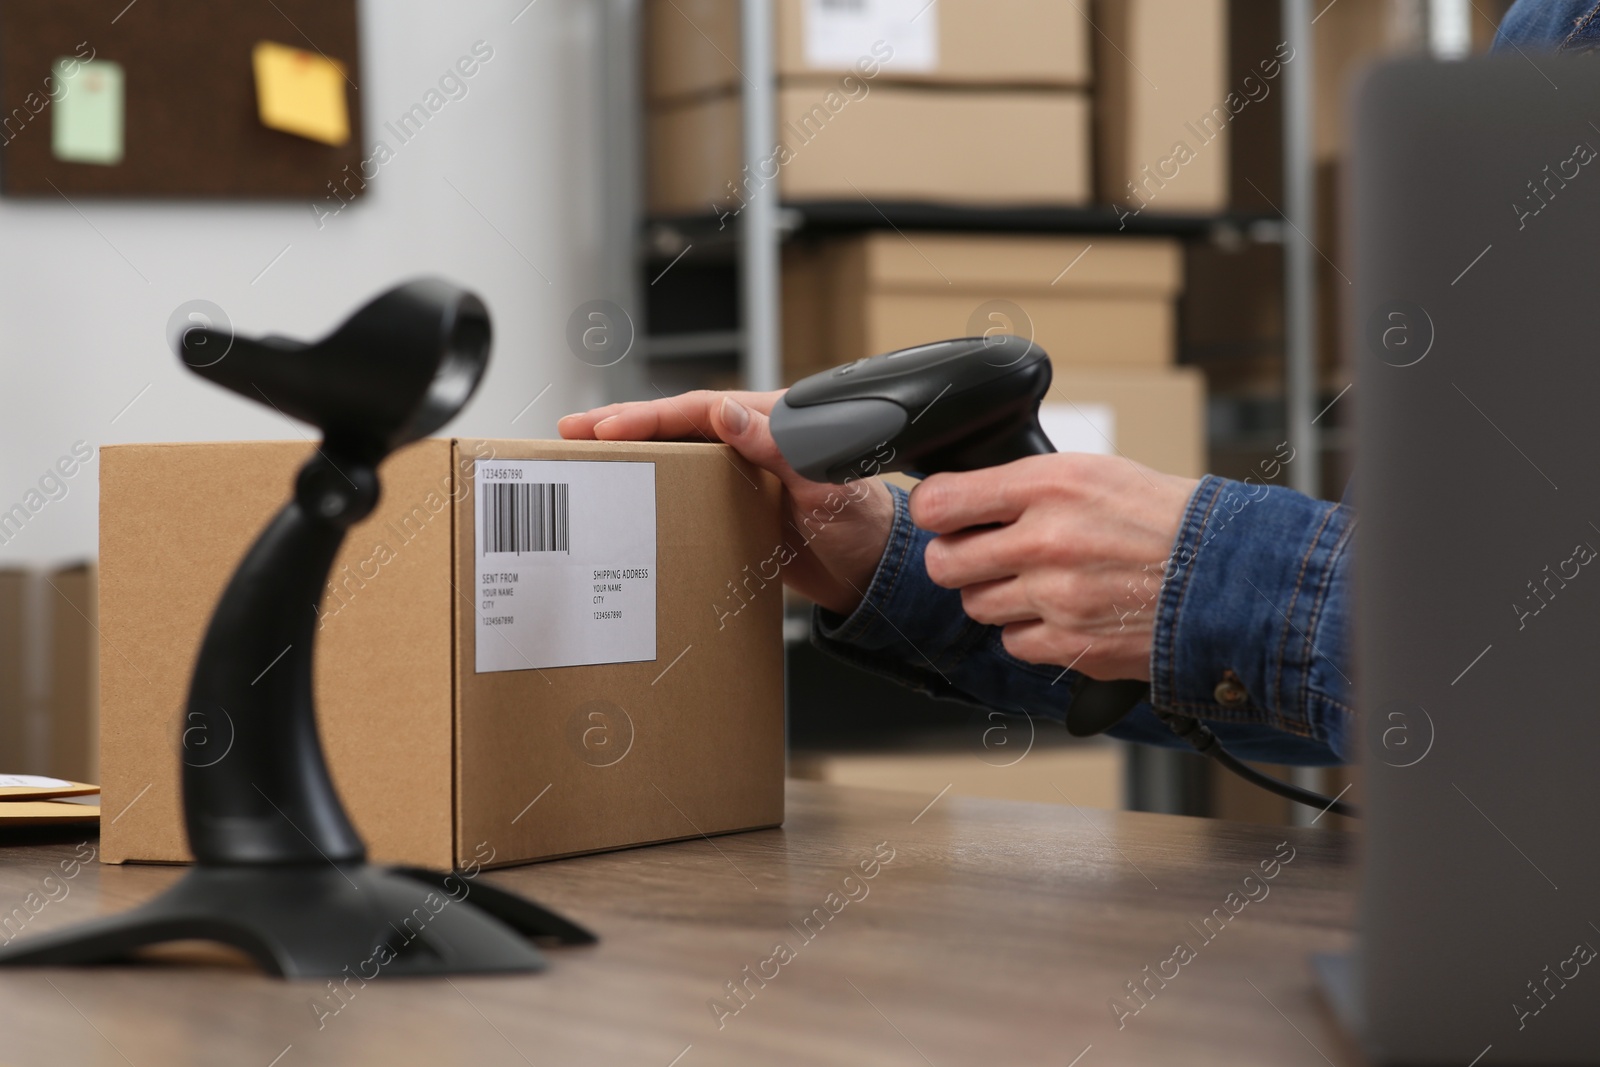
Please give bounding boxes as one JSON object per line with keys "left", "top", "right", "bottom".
{"left": 0, "top": 280, "right": 595, "bottom": 976}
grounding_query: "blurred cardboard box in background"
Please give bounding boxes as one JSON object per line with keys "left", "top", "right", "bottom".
{"left": 646, "top": 0, "right": 1094, "bottom": 214}
{"left": 782, "top": 232, "right": 1182, "bottom": 379}
{"left": 1096, "top": 0, "right": 1231, "bottom": 214}
{"left": 1042, "top": 367, "right": 1207, "bottom": 479}
{"left": 46, "top": 563, "right": 97, "bottom": 784}
{"left": 791, "top": 741, "right": 1124, "bottom": 811}
{"left": 0, "top": 566, "right": 97, "bottom": 784}
{"left": 649, "top": 84, "right": 1091, "bottom": 215}
{"left": 646, "top": 0, "right": 1091, "bottom": 102}
{"left": 0, "top": 570, "right": 31, "bottom": 772}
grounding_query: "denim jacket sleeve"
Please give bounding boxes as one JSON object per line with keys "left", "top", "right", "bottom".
{"left": 1493, "top": 0, "right": 1600, "bottom": 54}
{"left": 810, "top": 478, "right": 1356, "bottom": 766}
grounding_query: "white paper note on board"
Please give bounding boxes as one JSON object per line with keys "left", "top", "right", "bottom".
{"left": 474, "top": 460, "right": 657, "bottom": 673}
{"left": 1038, "top": 403, "right": 1116, "bottom": 456}
{"left": 803, "top": 0, "right": 939, "bottom": 72}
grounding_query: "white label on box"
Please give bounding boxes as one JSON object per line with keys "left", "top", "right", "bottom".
{"left": 1038, "top": 403, "right": 1116, "bottom": 456}
{"left": 474, "top": 460, "right": 657, "bottom": 673}
{"left": 803, "top": 0, "right": 938, "bottom": 72}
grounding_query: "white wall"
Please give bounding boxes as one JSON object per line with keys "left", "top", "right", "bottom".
{"left": 0, "top": 0, "right": 625, "bottom": 569}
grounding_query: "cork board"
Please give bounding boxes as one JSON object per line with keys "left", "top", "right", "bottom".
{"left": 0, "top": 0, "right": 363, "bottom": 197}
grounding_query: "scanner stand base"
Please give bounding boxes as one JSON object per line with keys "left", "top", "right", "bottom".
{"left": 0, "top": 863, "right": 594, "bottom": 977}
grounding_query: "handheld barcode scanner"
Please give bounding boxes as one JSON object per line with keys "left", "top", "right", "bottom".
{"left": 769, "top": 335, "right": 1054, "bottom": 482}
{"left": 0, "top": 280, "right": 594, "bottom": 977}
{"left": 772, "top": 337, "right": 1357, "bottom": 819}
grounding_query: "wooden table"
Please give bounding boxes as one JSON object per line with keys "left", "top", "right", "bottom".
{"left": 0, "top": 782, "right": 1359, "bottom": 1066}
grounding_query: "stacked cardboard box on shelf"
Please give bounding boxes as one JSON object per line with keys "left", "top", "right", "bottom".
{"left": 1096, "top": 0, "right": 1232, "bottom": 215}
{"left": 1187, "top": 0, "right": 1406, "bottom": 408}
{"left": 0, "top": 570, "right": 31, "bottom": 772}
{"left": 47, "top": 564, "right": 98, "bottom": 784}
{"left": 783, "top": 231, "right": 1206, "bottom": 476}
{"left": 647, "top": 0, "right": 1238, "bottom": 216}
{"left": 783, "top": 232, "right": 1182, "bottom": 373}
{"left": 0, "top": 565, "right": 99, "bottom": 783}
{"left": 790, "top": 741, "right": 1126, "bottom": 811}
{"left": 646, "top": 0, "right": 1093, "bottom": 214}
{"left": 650, "top": 0, "right": 1092, "bottom": 97}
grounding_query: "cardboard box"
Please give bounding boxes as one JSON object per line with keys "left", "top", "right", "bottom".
{"left": 650, "top": 90, "right": 741, "bottom": 216}
{"left": 45, "top": 563, "right": 97, "bottom": 784}
{"left": 789, "top": 741, "right": 1125, "bottom": 809}
{"left": 1179, "top": 237, "right": 1285, "bottom": 393}
{"left": 647, "top": 0, "right": 1091, "bottom": 103}
{"left": 649, "top": 84, "right": 1091, "bottom": 215}
{"left": 874, "top": 365, "right": 1206, "bottom": 489}
{"left": 1042, "top": 366, "right": 1207, "bottom": 478}
{"left": 99, "top": 438, "right": 785, "bottom": 869}
{"left": 1311, "top": 0, "right": 1391, "bottom": 163}
{"left": 1182, "top": 160, "right": 1347, "bottom": 397}
{"left": 781, "top": 232, "right": 1183, "bottom": 381}
{"left": 1095, "top": 0, "right": 1231, "bottom": 213}
{"left": 0, "top": 570, "right": 29, "bottom": 771}
{"left": 1226, "top": 0, "right": 1286, "bottom": 212}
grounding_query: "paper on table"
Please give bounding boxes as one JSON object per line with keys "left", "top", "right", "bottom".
{"left": 0, "top": 775, "right": 72, "bottom": 789}
{"left": 52, "top": 58, "right": 125, "bottom": 166}
{"left": 0, "top": 800, "right": 101, "bottom": 825}
{"left": 0, "top": 775, "right": 101, "bottom": 801}
{"left": 251, "top": 40, "right": 351, "bottom": 146}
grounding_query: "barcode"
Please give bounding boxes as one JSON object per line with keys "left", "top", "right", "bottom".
{"left": 482, "top": 482, "right": 570, "bottom": 554}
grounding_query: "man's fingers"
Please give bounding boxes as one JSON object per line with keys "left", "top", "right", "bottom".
{"left": 924, "top": 526, "right": 1032, "bottom": 589}
{"left": 909, "top": 463, "right": 1033, "bottom": 533}
{"left": 556, "top": 390, "right": 827, "bottom": 492}
{"left": 999, "top": 619, "right": 1055, "bottom": 666}
{"left": 558, "top": 390, "right": 784, "bottom": 442}
{"left": 926, "top": 529, "right": 1010, "bottom": 588}
{"left": 563, "top": 396, "right": 705, "bottom": 441}
{"left": 959, "top": 577, "right": 1037, "bottom": 627}
{"left": 593, "top": 403, "right": 669, "bottom": 440}
{"left": 556, "top": 403, "right": 629, "bottom": 439}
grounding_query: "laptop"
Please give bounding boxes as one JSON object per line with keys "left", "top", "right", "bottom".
{"left": 1321, "top": 54, "right": 1600, "bottom": 1065}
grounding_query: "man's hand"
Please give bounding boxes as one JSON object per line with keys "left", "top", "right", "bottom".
{"left": 558, "top": 391, "right": 895, "bottom": 617}
{"left": 911, "top": 454, "right": 1198, "bottom": 681}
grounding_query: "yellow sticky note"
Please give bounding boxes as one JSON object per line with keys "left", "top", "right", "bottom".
{"left": 252, "top": 40, "right": 350, "bottom": 146}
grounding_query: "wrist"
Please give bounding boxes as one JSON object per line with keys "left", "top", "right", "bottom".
{"left": 808, "top": 480, "right": 898, "bottom": 616}
{"left": 837, "top": 480, "right": 895, "bottom": 586}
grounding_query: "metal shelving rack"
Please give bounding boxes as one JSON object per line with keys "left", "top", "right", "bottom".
{"left": 636, "top": 0, "right": 1323, "bottom": 464}
{"left": 617, "top": 0, "right": 1456, "bottom": 818}
{"left": 737, "top": 0, "right": 783, "bottom": 393}
{"left": 1279, "top": 0, "right": 1325, "bottom": 823}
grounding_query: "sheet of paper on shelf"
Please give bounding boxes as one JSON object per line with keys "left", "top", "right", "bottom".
{"left": 1038, "top": 402, "right": 1116, "bottom": 455}
{"left": 803, "top": 0, "right": 938, "bottom": 72}
{"left": 251, "top": 40, "right": 351, "bottom": 146}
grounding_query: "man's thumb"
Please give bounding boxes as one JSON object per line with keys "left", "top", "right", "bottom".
{"left": 711, "top": 396, "right": 804, "bottom": 483}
